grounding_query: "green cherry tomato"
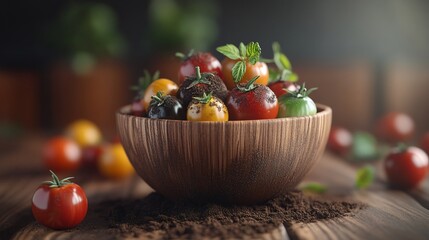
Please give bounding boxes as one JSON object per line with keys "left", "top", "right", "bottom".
{"left": 277, "top": 84, "right": 317, "bottom": 117}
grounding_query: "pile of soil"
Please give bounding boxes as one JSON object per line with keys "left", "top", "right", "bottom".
{"left": 98, "top": 191, "right": 365, "bottom": 239}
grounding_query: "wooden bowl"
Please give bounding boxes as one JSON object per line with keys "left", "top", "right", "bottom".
{"left": 116, "top": 104, "right": 332, "bottom": 205}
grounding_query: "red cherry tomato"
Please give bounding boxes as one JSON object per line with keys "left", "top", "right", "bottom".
{"left": 226, "top": 80, "right": 278, "bottom": 120}
{"left": 268, "top": 80, "right": 299, "bottom": 97}
{"left": 43, "top": 137, "right": 81, "bottom": 172}
{"left": 221, "top": 58, "right": 269, "bottom": 90}
{"left": 384, "top": 146, "right": 428, "bottom": 189}
{"left": 130, "top": 98, "right": 145, "bottom": 116}
{"left": 32, "top": 171, "right": 88, "bottom": 229}
{"left": 376, "top": 112, "right": 415, "bottom": 143}
{"left": 328, "top": 127, "right": 353, "bottom": 155}
{"left": 82, "top": 145, "right": 103, "bottom": 169}
{"left": 420, "top": 133, "right": 429, "bottom": 155}
{"left": 178, "top": 52, "right": 223, "bottom": 84}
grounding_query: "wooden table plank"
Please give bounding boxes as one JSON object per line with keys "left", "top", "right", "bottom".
{"left": 2, "top": 137, "right": 429, "bottom": 239}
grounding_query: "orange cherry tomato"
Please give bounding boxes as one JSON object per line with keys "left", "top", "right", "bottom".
{"left": 66, "top": 119, "right": 102, "bottom": 147}
{"left": 221, "top": 58, "right": 269, "bottom": 89}
{"left": 141, "top": 79, "right": 178, "bottom": 110}
{"left": 43, "top": 137, "right": 81, "bottom": 172}
{"left": 187, "top": 93, "right": 228, "bottom": 122}
{"left": 98, "top": 143, "right": 134, "bottom": 179}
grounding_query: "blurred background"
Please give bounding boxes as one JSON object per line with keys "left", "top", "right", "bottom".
{"left": 1, "top": 0, "right": 429, "bottom": 141}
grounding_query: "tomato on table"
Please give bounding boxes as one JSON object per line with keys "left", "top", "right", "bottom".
{"left": 328, "top": 126, "right": 353, "bottom": 156}
{"left": 187, "top": 92, "right": 228, "bottom": 122}
{"left": 217, "top": 42, "right": 269, "bottom": 89}
{"left": 384, "top": 145, "right": 428, "bottom": 189}
{"left": 376, "top": 112, "right": 415, "bottom": 143}
{"left": 176, "top": 50, "right": 223, "bottom": 84}
{"left": 82, "top": 145, "right": 103, "bottom": 169}
{"left": 43, "top": 137, "right": 81, "bottom": 172}
{"left": 32, "top": 171, "right": 87, "bottom": 229}
{"left": 66, "top": 119, "right": 102, "bottom": 147}
{"left": 226, "top": 76, "right": 278, "bottom": 120}
{"left": 98, "top": 143, "right": 134, "bottom": 179}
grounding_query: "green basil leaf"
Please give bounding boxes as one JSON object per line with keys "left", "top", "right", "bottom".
{"left": 216, "top": 44, "right": 241, "bottom": 60}
{"left": 239, "top": 42, "right": 246, "bottom": 57}
{"left": 274, "top": 53, "right": 292, "bottom": 71}
{"left": 355, "top": 165, "right": 375, "bottom": 189}
{"left": 232, "top": 60, "right": 246, "bottom": 83}
{"left": 299, "top": 182, "right": 327, "bottom": 194}
{"left": 246, "top": 42, "right": 261, "bottom": 65}
{"left": 288, "top": 72, "right": 299, "bottom": 82}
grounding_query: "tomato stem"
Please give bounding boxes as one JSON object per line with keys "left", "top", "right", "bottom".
{"left": 192, "top": 92, "right": 213, "bottom": 104}
{"left": 150, "top": 91, "right": 166, "bottom": 107}
{"left": 236, "top": 76, "right": 259, "bottom": 92}
{"left": 44, "top": 170, "right": 74, "bottom": 188}
{"left": 185, "top": 66, "right": 213, "bottom": 89}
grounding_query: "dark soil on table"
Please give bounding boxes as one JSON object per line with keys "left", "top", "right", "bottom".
{"left": 95, "top": 191, "right": 365, "bottom": 239}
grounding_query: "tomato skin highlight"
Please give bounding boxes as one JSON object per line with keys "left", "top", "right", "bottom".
{"left": 178, "top": 52, "right": 223, "bottom": 84}
{"left": 376, "top": 112, "right": 415, "bottom": 143}
{"left": 226, "top": 84, "right": 278, "bottom": 120}
{"left": 43, "top": 137, "right": 81, "bottom": 172}
{"left": 32, "top": 183, "right": 87, "bottom": 230}
{"left": 384, "top": 146, "right": 429, "bottom": 189}
{"left": 328, "top": 127, "right": 353, "bottom": 155}
{"left": 221, "top": 58, "right": 269, "bottom": 90}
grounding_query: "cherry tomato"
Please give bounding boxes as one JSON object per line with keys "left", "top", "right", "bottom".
{"left": 226, "top": 77, "right": 278, "bottom": 120}
{"left": 98, "top": 143, "right": 134, "bottom": 179}
{"left": 147, "top": 92, "right": 185, "bottom": 120}
{"left": 142, "top": 78, "right": 178, "bottom": 110}
{"left": 130, "top": 97, "right": 145, "bottom": 117}
{"left": 376, "top": 112, "right": 414, "bottom": 143}
{"left": 277, "top": 84, "right": 317, "bottom": 117}
{"left": 43, "top": 137, "right": 81, "bottom": 172}
{"left": 221, "top": 58, "right": 269, "bottom": 89}
{"left": 82, "top": 145, "right": 103, "bottom": 169}
{"left": 420, "top": 132, "right": 429, "bottom": 155}
{"left": 268, "top": 80, "right": 299, "bottom": 97}
{"left": 187, "top": 92, "right": 228, "bottom": 121}
{"left": 177, "top": 66, "right": 228, "bottom": 107}
{"left": 32, "top": 171, "right": 87, "bottom": 229}
{"left": 328, "top": 127, "right": 353, "bottom": 155}
{"left": 177, "top": 51, "right": 223, "bottom": 84}
{"left": 66, "top": 119, "right": 102, "bottom": 147}
{"left": 384, "top": 146, "right": 428, "bottom": 189}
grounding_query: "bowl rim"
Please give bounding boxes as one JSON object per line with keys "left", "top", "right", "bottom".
{"left": 117, "top": 103, "right": 331, "bottom": 124}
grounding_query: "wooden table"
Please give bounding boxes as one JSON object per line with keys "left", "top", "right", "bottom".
{"left": 1, "top": 136, "right": 429, "bottom": 239}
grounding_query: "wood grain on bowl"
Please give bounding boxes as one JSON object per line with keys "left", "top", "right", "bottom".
{"left": 116, "top": 105, "right": 332, "bottom": 204}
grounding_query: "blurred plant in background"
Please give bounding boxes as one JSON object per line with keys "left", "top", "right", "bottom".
{"left": 147, "top": 0, "right": 219, "bottom": 52}
{"left": 47, "top": 2, "right": 126, "bottom": 74}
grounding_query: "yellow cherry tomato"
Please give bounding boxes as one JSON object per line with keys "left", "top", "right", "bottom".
{"left": 141, "top": 78, "right": 178, "bottom": 110}
{"left": 187, "top": 93, "right": 228, "bottom": 122}
{"left": 66, "top": 120, "right": 102, "bottom": 147}
{"left": 98, "top": 143, "right": 134, "bottom": 179}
